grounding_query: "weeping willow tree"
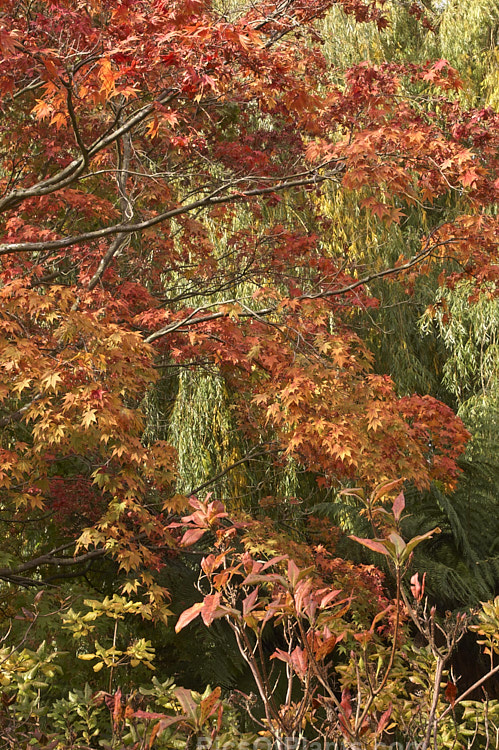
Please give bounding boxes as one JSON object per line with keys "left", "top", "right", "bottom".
{"left": 425, "top": 282, "right": 498, "bottom": 451}
{"left": 440, "top": 0, "right": 499, "bottom": 107}
{"left": 406, "top": 283, "right": 499, "bottom": 606}
{"left": 321, "top": 0, "right": 439, "bottom": 69}
{"left": 141, "top": 195, "right": 313, "bottom": 514}
{"left": 167, "top": 368, "right": 247, "bottom": 501}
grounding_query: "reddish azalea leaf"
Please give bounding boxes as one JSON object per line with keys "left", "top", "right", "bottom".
{"left": 410, "top": 572, "right": 420, "bottom": 599}
{"left": 216, "top": 702, "right": 223, "bottom": 733}
{"left": 349, "top": 535, "right": 390, "bottom": 556}
{"left": 242, "top": 587, "right": 259, "bottom": 616}
{"left": 272, "top": 646, "right": 308, "bottom": 677}
{"left": 388, "top": 531, "right": 407, "bottom": 557}
{"left": 201, "top": 553, "right": 224, "bottom": 576}
{"left": 372, "top": 479, "right": 404, "bottom": 505}
{"left": 180, "top": 527, "right": 207, "bottom": 547}
{"left": 314, "top": 635, "right": 339, "bottom": 661}
{"left": 148, "top": 721, "right": 161, "bottom": 749}
{"left": 201, "top": 592, "right": 222, "bottom": 626}
{"left": 287, "top": 558, "right": 300, "bottom": 587}
{"left": 206, "top": 499, "right": 228, "bottom": 522}
{"left": 174, "top": 687, "right": 197, "bottom": 719}
{"left": 260, "top": 554, "right": 288, "bottom": 571}
{"left": 340, "top": 688, "right": 352, "bottom": 719}
{"left": 242, "top": 572, "right": 287, "bottom": 587}
{"left": 155, "top": 715, "right": 187, "bottom": 729}
{"left": 377, "top": 703, "right": 392, "bottom": 734}
{"left": 133, "top": 710, "right": 170, "bottom": 720}
{"left": 200, "top": 686, "right": 221, "bottom": 725}
{"left": 290, "top": 646, "right": 308, "bottom": 677}
{"left": 112, "top": 688, "right": 122, "bottom": 726}
{"left": 392, "top": 491, "right": 405, "bottom": 521}
{"left": 405, "top": 527, "right": 441, "bottom": 555}
{"left": 319, "top": 589, "right": 342, "bottom": 608}
{"left": 359, "top": 719, "right": 371, "bottom": 736}
{"left": 175, "top": 601, "right": 204, "bottom": 633}
{"left": 410, "top": 571, "right": 426, "bottom": 601}
{"left": 339, "top": 487, "right": 365, "bottom": 500}
{"left": 270, "top": 648, "right": 292, "bottom": 666}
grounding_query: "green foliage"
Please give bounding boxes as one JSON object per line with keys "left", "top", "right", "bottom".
{"left": 48, "top": 683, "right": 107, "bottom": 748}
{"left": 472, "top": 595, "right": 499, "bottom": 655}
{"left": 422, "top": 281, "right": 499, "bottom": 455}
{"left": 168, "top": 368, "right": 245, "bottom": 500}
{"left": 440, "top": 0, "right": 499, "bottom": 105}
{"left": 0, "top": 647, "right": 252, "bottom": 750}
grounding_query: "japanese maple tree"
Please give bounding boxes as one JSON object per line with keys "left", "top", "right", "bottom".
{"left": 0, "top": 0, "right": 497, "bottom": 600}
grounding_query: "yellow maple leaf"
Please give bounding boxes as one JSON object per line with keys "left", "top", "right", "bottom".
{"left": 81, "top": 409, "right": 97, "bottom": 428}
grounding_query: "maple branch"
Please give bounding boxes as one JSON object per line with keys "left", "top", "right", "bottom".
{"left": 0, "top": 394, "right": 43, "bottom": 427}
{"left": 143, "top": 234, "right": 455, "bottom": 343}
{"left": 86, "top": 233, "right": 129, "bottom": 292}
{"left": 10, "top": 77, "right": 44, "bottom": 100}
{"left": 0, "top": 543, "right": 108, "bottom": 588}
{"left": 0, "top": 88, "right": 177, "bottom": 215}
{"left": 252, "top": 0, "right": 295, "bottom": 29}
{"left": 63, "top": 77, "right": 89, "bottom": 160}
{"left": 0, "top": 161, "right": 345, "bottom": 255}
{"left": 86, "top": 125, "right": 133, "bottom": 291}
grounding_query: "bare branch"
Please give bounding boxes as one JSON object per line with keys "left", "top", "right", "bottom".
{"left": 63, "top": 77, "right": 89, "bottom": 160}
{"left": 0, "top": 543, "right": 108, "bottom": 588}
{"left": 86, "top": 126, "right": 134, "bottom": 291}
{"left": 0, "top": 89, "right": 177, "bottom": 215}
{"left": 439, "top": 663, "right": 499, "bottom": 722}
{"left": 144, "top": 234, "right": 454, "bottom": 344}
{"left": 0, "top": 161, "right": 345, "bottom": 255}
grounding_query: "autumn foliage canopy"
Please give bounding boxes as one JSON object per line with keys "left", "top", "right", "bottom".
{"left": 1, "top": 0, "right": 499, "bottom": 746}
{"left": 0, "top": 0, "right": 497, "bottom": 595}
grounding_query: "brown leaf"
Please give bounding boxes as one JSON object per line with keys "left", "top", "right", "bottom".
{"left": 445, "top": 681, "right": 457, "bottom": 707}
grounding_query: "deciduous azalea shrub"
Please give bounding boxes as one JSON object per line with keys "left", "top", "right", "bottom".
{"left": 1, "top": 489, "right": 499, "bottom": 748}
{"left": 169, "top": 489, "right": 499, "bottom": 749}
